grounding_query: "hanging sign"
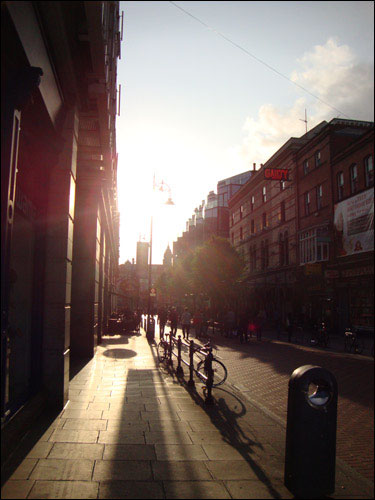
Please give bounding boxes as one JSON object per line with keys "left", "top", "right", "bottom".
{"left": 264, "top": 168, "right": 289, "bottom": 181}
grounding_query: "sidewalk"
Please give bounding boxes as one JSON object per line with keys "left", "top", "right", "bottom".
{"left": 1, "top": 329, "right": 373, "bottom": 499}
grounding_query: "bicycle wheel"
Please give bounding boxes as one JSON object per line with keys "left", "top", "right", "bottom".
{"left": 157, "top": 341, "right": 167, "bottom": 362}
{"left": 196, "top": 359, "right": 228, "bottom": 387}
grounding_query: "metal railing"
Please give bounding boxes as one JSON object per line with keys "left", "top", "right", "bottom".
{"left": 160, "top": 334, "right": 215, "bottom": 404}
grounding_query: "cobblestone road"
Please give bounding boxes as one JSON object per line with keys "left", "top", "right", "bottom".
{"left": 199, "top": 332, "right": 374, "bottom": 484}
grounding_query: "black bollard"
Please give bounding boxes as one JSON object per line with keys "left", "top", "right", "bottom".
{"left": 187, "top": 340, "right": 195, "bottom": 388}
{"left": 284, "top": 365, "right": 338, "bottom": 499}
{"left": 204, "top": 348, "right": 214, "bottom": 405}
{"left": 176, "top": 335, "right": 184, "bottom": 377}
{"left": 168, "top": 332, "right": 173, "bottom": 367}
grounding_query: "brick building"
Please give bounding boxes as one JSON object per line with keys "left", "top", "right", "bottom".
{"left": 229, "top": 118, "right": 374, "bottom": 331}
{"left": 1, "top": 1, "right": 121, "bottom": 459}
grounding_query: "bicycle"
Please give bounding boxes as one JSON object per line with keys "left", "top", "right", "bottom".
{"left": 344, "top": 329, "right": 364, "bottom": 354}
{"left": 157, "top": 334, "right": 170, "bottom": 362}
{"left": 195, "top": 342, "right": 228, "bottom": 387}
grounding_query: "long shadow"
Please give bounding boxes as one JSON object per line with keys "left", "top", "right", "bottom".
{"left": 204, "top": 330, "right": 374, "bottom": 410}
{"left": 161, "top": 358, "right": 286, "bottom": 499}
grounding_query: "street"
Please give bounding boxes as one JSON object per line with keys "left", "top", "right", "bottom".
{"left": 170, "top": 326, "right": 374, "bottom": 485}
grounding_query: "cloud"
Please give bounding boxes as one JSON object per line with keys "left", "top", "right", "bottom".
{"left": 234, "top": 37, "right": 374, "bottom": 167}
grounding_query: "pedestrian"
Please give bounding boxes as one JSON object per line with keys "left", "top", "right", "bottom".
{"left": 238, "top": 310, "right": 250, "bottom": 343}
{"left": 181, "top": 307, "right": 192, "bottom": 340}
{"left": 193, "top": 310, "right": 203, "bottom": 339}
{"left": 169, "top": 307, "right": 178, "bottom": 337}
{"left": 158, "top": 307, "right": 168, "bottom": 339}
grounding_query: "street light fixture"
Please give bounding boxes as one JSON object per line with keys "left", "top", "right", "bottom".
{"left": 146, "top": 175, "right": 174, "bottom": 341}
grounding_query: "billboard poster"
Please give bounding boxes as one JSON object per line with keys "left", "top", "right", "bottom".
{"left": 334, "top": 188, "right": 374, "bottom": 257}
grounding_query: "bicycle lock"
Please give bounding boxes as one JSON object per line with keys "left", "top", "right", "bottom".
{"left": 162, "top": 335, "right": 215, "bottom": 404}
{"left": 284, "top": 365, "right": 338, "bottom": 498}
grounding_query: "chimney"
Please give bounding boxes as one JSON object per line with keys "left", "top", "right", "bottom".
{"left": 253, "top": 163, "right": 256, "bottom": 171}
{"left": 260, "top": 163, "right": 264, "bottom": 168}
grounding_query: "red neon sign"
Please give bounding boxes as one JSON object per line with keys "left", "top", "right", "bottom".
{"left": 264, "top": 168, "right": 289, "bottom": 181}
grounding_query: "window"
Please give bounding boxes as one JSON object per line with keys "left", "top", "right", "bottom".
{"left": 250, "top": 219, "right": 255, "bottom": 234}
{"left": 265, "top": 239, "right": 269, "bottom": 268}
{"left": 250, "top": 195, "right": 255, "bottom": 212}
{"left": 279, "top": 233, "right": 284, "bottom": 266}
{"left": 284, "top": 231, "right": 289, "bottom": 265}
{"left": 337, "top": 172, "right": 344, "bottom": 201}
{"left": 280, "top": 200, "right": 285, "bottom": 222}
{"left": 304, "top": 192, "right": 310, "bottom": 215}
{"left": 262, "top": 212, "right": 267, "bottom": 229}
{"left": 240, "top": 205, "right": 244, "bottom": 219}
{"left": 350, "top": 164, "right": 358, "bottom": 194}
{"left": 299, "top": 229, "right": 329, "bottom": 264}
{"left": 262, "top": 186, "right": 267, "bottom": 203}
{"left": 316, "top": 184, "right": 323, "bottom": 211}
{"left": 315, "top": 150, "right": 321, "bottom": 167}
{"left": 280, "top": 180, "right": 286, "bottom": 191}
{"left": 261, "top": 241, "right": 265, "bottom": 270}
{"left": 303, "top": 159, "right": 309, "bottom": 175}
{"left": 365, "top": 155, "right": 374, "bottom": 187}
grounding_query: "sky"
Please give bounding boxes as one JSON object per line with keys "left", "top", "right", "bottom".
{"left": 116, "top": 0, "right": 374, "bottom": 264}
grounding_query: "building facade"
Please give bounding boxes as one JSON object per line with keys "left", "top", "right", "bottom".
{"left": 1, "top": 1, "right": 121, "bottom": 459}
{"left": 229, "top": 119, "right": 374, "bottom": 330}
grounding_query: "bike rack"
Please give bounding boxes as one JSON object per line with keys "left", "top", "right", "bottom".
{"left": 161, "top": 334, "right": 215, "bottom": 404}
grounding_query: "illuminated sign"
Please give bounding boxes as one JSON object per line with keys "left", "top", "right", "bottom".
{"left": 264, "top": 168, "right": 289, "bottom": 181}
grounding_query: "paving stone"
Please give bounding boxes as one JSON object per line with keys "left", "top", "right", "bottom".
{"left": 98, "top": 480, "right": 164, "bottom": 499}
{"left": 201, "top": 444, "right": 249, "bottom": 461}
{"left": 224, "top": 479, "right": 294, "bottom": 499}
{"left": 187, "top": 431, "right": 226, "bottom": 444}
{"left": 103, "top": 444, "right": 155, "bottom": 460}
{"left": 7, "top": 459, "right": 38, "bottom": 480}
{"left": 49, "top": 429, "right": 99, "bottom": 443}
{"left": 29, "top": 459, "right": 94, "bottom": 480}
{"left": 141, "top": 411, "right": 181, "bottom": 421}
{"left": 1, "top": 480, "right": 35, "bottom": 499}
{"left": 61, "top": 409, "right": 103, "bottom": 419}
{"left": 48, "top": 443, "right": 104, "bottom": 459}
{"left": 93, "top": 460, "right": 153, "bottom": 480}
{"left": 155, "top": 444, "right": 208, "bottom": 461}
{"left": 98, "top": 430, "right": 145, "bottom": 444}
{"left": 163, "top": 480, "right": 231, "bottom": 499}
{"left": 87, "top": 402, "right": 110, "bottom": 410}
{"left": 13, "top": 441, "right": 53, "bottom": 459}
{"left": 28, "top": 480, "right": 99, "bottom": 499}
{"left": 151, "top": 460, "right": 212, "bottom": 480}
{"left": 105, "top": 420, "right": 149, "bottom": 432}
{"left": 102, "top": 410, "right": 141, "bottom": 420}
{"left": 204, "top": 460, "right": 260, "bottom": 480}
{"left": 65, "top": 401, "right": 90, "bottom": 410}
{"left": 62, "top": 418, "right": 107, "bottom": 431}
{"left": 148, "top": 421, "right": 193, "bottom": 432}
{"left": 145, "top": 431, "right": 193, "bottom": 444}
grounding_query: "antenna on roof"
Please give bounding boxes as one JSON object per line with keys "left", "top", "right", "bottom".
{"left": 299, "top": 109, "right": 308, "bottom": 134}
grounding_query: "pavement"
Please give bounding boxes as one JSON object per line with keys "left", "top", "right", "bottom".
{"left": 1, "top": 325, "right": 374, "bottom": 499}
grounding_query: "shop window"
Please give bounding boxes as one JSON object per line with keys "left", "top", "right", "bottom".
{"left": 316, "top": 184, "right": 323, "bottom": 211}
{"left": 304, "top": 192, "right": 310, "bottom": 215}
{"left": 337, "top": 172, "right": 344, "bottom": 201}
{"left": 299, "top": 229, "right": 329, "bottom": 264}
{"left": 350, "top": 164, "right": 358, "bottom": 194}
{"left": 364, "top": 155, "right": 374, "bottom": 188}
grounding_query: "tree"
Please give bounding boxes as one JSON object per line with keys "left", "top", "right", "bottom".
{"left": 191, "top": 236, "right": 244, "bottom": 312}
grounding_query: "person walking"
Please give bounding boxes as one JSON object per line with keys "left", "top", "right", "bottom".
{"left": 193, "top": 310, "right": 203, "bottom": 339}
{"left": 169, "top": 307, "right": 178, "bottom": 337}
{"left": 158, "top": 307, "right": 168, "bottom": 339}
{"left": 181, "top": 307, "right": 192, "bottom": 340}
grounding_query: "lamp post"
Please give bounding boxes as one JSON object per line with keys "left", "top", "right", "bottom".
{"left": 146, "top": 176, "right": 174, "bottom": 341}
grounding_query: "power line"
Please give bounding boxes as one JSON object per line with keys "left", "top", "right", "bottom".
{"left": 169, "top": 1, "right": 350, "bottom": 119}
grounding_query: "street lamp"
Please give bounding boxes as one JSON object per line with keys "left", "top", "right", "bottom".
{"left": 146, "top": 175, "right": 174, "bottom": 341}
